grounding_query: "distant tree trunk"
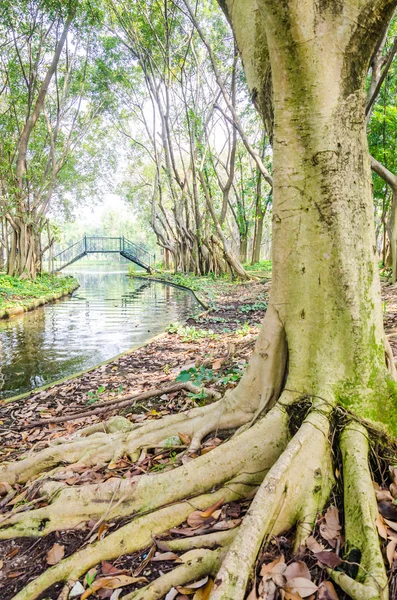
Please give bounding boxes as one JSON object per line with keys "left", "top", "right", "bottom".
{"left": 239, "top": 237, "right": 248, "bottom": 263}
{"left": 251, "top": 212, "right": 264, "bottom": 265}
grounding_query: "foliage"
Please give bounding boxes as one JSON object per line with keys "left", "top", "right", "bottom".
{"left": 0, "top": 273, "right": 78, "bottom": 311}
{"left": 167, "top": 324, "right": 219, "bottom": 342}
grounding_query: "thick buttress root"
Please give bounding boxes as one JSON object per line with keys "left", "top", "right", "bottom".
{"left": 331, "top": 423, "right": 388, "bottom": 600}
{"left": 0, "top": 305, "right": 287, "bottom": 487}
{"left": 210, "top": 405, "right": 334, "bottom": 599}
{"left": 8, "top": 474, "right": 259, "bottom": 600}
{"left": 0, "top": 407, "right": 289, "bottom": 538}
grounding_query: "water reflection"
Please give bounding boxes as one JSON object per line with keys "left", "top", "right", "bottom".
{"left": 0, "top": 266, "right": 200, "bottom": 398}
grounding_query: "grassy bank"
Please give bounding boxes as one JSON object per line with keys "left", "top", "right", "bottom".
{"left": 130, "top": 259, "right": 272, "bottom": 307}
{"left": 0, "top": 273, "right": 79, "bottom": 319}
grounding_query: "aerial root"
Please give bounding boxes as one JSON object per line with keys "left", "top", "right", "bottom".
{"left": 9, "top": 474, "right": 259, "bottom": 600}
{"left": 210, "top": 404, "right": 335, "bottom": 600}
{"left": 330, "top": 422, "right": 388, "bottom": 600}
{"left": 0, "top": 406, "right": 289, "bottom": 539}
{"left": 122, "top": 547, "right": 225, "bottom": 600}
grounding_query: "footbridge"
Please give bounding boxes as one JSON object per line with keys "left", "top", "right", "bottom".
{"left": 52, "top": 236, "right": 154, "bottom": 272}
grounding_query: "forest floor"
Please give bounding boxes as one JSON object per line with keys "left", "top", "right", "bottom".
{"left": 1, "top": 274, "right": 397, "bottom": 600}
{"left": 0, "top": 273, "right": 79, "bottom": 319}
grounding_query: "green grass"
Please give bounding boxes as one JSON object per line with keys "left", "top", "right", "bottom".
{"left": 0, "top": 273, "right": 78, "bottom": 311}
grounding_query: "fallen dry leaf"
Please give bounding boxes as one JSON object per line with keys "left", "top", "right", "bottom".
{"left": 314, "top": 551, "right": 342, "bottom": 569}
{"left": 284, "top": 577, "right": 318, "bottom": 598}
{"left": 187, "top": 510, "right": 214, "bottom": 528}
{"left": 282, "top": 591, "right": 303, "bottom": 600}
{"left": 178, "top": 432, "right": 191, "bottom": 446}
{"left": 80, "top": 575, "right": 148, "bottom": 600}
{"left": 376, "top": 514, "right": 389, "bottom": 540}
{"left": 151, "top": 551, "right": 181, "bottom": 562}
{"left": 317, "top": 581, "right": 339, "bottom": 600}
{"left": 101, "top": 561, "right": 129, "bottom": 576}
{"left": 387, "top": 538, "right": 397, "bottom": 567}
{"left": 384, "top": 518, "right": 397, "bottom": 532}
{"left": 320, "top": 506, "right": 342, "bottom": 545}
{"left": 284, "top": 561, "right": 311, "bottom": 581}
{"left": 46, "top": 543, "right": 64, "bottom": 565}
{"left": 260, "top": 555, "right": 286, "bottom": 577}
{"left": 200, "top": 497, "right": 224, "bottom": 518}
{"left": 375, "top": 489, "right": 394, "bottom": 502}
{"left": 306, "top": 536, "right": 325, "bottom": 553}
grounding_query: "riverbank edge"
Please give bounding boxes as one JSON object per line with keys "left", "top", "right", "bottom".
{"left": 0, "top": 279, "right": 80, "bottom": 320}
{"left": 131, "top": 274, "right": 210, "bottom": 310}
{"left": 1, "top": 330, "right": 175, "bottom": 404}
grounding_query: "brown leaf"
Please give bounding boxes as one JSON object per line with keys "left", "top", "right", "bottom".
{"left": 98, "top": 522, "right": 109, "bottom": 541}
{"left": 384, "top": 518, "right": 397, "bottom": 532}
{"left": 101, "top": 561, "right": 128, "bottom": 576}
{"left": 46, "top": 543, "right": 64, "bottom": 565}
{"left": 200, "top": 498, "right": 225, "bottom": 518}
{"left": 320, "top": 506, "right": 342, "bottom": 544}
{"left": 0, "top": 482, "right": 11, "bottom": 497}
{"left": 260, "top": 555, "right": 286, "bottom": 576}
{"left": 212, "top": 357, "right": 225, "bottom": 370}
{"left": 317, "top": 581, "right": 339, "bottom": 600}
{"left": 390, "top": 483, "right": 397, "bottom": 499}
{"left": 151, "top": 552, "right": 181, "bottom": 562}
{"left": 178, "top": 432, "right": 191, "bottom": 446}
{"left": 187, "top": 510, "right": 214, "bottom": 528}
{"left": 306, "top": 536, "right": 325, "bottom": 553}
{"left": 386, "top": 539, "right": 397, "bottom": 568}
{"left": 246, "top": 586, "right": 259, "bottom": 600}
{"left": 258, "top": 577, "right": 277, "bottom": 600}
{"left": 80, "top": 575, "right": 148, "bottom": 600}
{"left": 375, "top": 489, "right": 394, "bottom": 502}
{"left": 284, "top": 577, "right": 318, "bottom": 598}
{"left": 284, "top": 561, "right": 311, "bottom": 581}
{"left": 314, "top": 551, "right": 342, "bottom": 569}
{"left": 6, "top": 548, "right": 19, "bottom": 559}
{"left": 282, "top": 592, "right": 303, "bottom": 600}
{"left": 376, "top": 514, "right": 389, "bottom": 540}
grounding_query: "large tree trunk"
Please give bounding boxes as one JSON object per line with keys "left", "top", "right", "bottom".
{"left": 7, "top": 218, "right": 37, "bottom": 279}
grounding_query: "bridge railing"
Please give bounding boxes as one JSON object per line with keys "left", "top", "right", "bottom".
{"left": 122, "top": 237, "right": 154, "bottom": 269}
{"left": 86, "top": 236, "right": 122, "bottom": 253}
{"left": 52, "top": 236, "right": 155, "bottom": 271}
{"left": 53, "top": 238, "right": 86, "bottom": 271}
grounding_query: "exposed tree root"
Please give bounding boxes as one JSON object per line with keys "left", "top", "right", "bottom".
{"left": 8, "top": 475, "right": 259, "bottom": 600}
{"left": 330, "top": 423, "right": 388, "bottom": 600}
{"left": 0, "top": 407, "right": 289, "bottom": 538}
{"left": 122, "top": 547, "right": 224, "bottom": 600}
{"left": 25, "top": 381, "right": 221, "bottom": 428}
{"left": 210, "top": 405, "right": 334, "bottom": 599}
{"left": 164, "top": 528, "right": 238, "bottom": 551}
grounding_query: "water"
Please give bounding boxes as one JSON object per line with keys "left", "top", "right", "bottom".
{"left": 0, "top": 264, "right": 201, "bottom": 399}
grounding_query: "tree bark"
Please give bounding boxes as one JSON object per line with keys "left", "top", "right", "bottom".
{"left": 223, "top": 0, "right": 397, "bottom": 421}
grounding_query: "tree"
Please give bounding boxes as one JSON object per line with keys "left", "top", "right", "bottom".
{"left": 1, "top": 2, "right": 397, "bottom": 600}
{"left": 0, "top": 0, "right": 108, "bottom": 278}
